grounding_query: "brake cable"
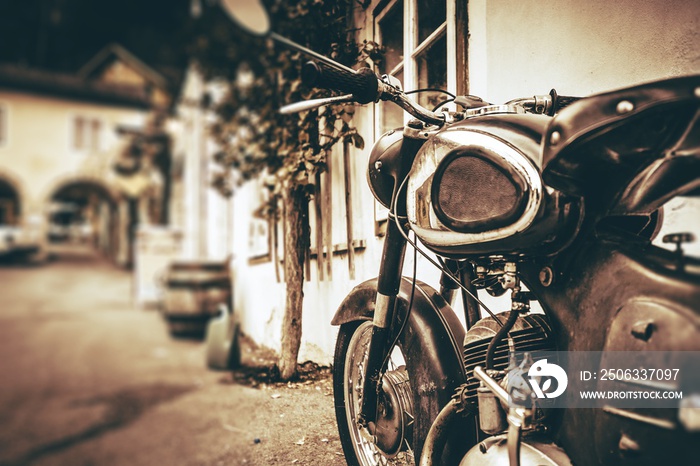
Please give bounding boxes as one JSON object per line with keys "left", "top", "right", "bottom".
{"left": 390, "top": 174, "right": 504, "bottom": 327}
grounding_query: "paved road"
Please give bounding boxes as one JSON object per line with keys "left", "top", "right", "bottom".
{"left": 0, "top": 246, "right": 345, "bottom": 466}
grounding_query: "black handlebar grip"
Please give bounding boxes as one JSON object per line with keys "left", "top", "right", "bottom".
{"left": 301, "top": 61, "right": 379, "bottom": 104}
{"left": 549, "top": 89, "right": 581, "bottom": 115}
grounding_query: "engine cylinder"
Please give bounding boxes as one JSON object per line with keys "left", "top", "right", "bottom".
{"left": 463, "top": 312, "right": 555, "bottom": 406}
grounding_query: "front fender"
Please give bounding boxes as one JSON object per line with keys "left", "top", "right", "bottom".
{"left": 332, "top": 277, "right": 472, "bottom": 461}
{"left": 331, "top": 278, "right": 466, "bottom": 382}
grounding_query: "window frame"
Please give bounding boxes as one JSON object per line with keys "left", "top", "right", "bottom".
{"left": 370, "top": 0, "right": 463, "bottom": 231}
{"left": 247, "top": 177, "right": 273, "bottom": 265}
{"left": 373, "top": 0, "right": 459, "bottom": 130}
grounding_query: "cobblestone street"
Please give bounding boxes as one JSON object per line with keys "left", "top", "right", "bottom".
{"left": 0, "top": 247, "right": 346, "bottom": 466}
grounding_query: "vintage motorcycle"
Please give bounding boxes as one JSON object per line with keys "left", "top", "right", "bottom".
{"left": 222, "top": 2, "right": 700, "bottom": 465}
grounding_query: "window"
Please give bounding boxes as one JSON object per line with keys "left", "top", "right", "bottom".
{"left": 72, "top": 116, "right": 102, "bottom": 151}
{"left": 248, "top": 178, "right": 273, "bottom": 264}
{"left": 73, "top": 116, "right": 85, "bottom": 149}
{"left": 90, "top": 119, "right": 101, "bottom": 151}
{"left": 375, "top": 0, "right": 404, "bottom": 131}
{"left": 374, "top": 0, "right": 463, "bottom": 132}
{"left": 414, "top": 0, "right": 447, "bottom": 109}
{"left": 0, "top": 103, "right": 7, "bottom": 146}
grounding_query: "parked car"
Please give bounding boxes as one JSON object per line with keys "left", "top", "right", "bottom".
{"left": 0, "top": 225, "right": 40, "bottom": 258}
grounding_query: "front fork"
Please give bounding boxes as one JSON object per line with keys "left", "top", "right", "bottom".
{"left": 359, "top": 219, "right": 408, "bottom": 431}
{"left": 359, "top": 124, "right": 424, "bottom": 432}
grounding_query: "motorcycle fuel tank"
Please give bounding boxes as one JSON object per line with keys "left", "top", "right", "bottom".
{"left": 406, "top": 113, "right": 582, "bottom": 258}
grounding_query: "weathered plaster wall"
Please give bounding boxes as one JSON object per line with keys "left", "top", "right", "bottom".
{"left": 468, "top": 0, "right": 700, "bottom": 102}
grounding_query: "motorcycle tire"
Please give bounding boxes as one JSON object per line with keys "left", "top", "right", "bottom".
{"left": 334, "top": 320, "right": 416, "bottom": 465}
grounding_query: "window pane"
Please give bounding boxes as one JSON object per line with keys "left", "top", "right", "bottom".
{"left": 417, "top": 0, "right": 446, "bottom": 44}
{"left": 74, "top": 117, "right": 84, "bottom": 150}
{"left": 377, "top": 0, "right": 403, "bottom": 74}
{"left": 416, "top": 33, "right": 447, "bottom": 110}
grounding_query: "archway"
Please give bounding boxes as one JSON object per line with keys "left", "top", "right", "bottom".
{"left": 0, "top": 177, "right": 20, "bottom": 226}
{"left": 47, "top": 179, "right": 119, "bottom": 261}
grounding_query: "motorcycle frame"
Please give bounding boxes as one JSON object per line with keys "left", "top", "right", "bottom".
{"left": 330, "top": 76, "right": 700, "bottom": 465}
{"left": 331, "top": 119, "right": 700, "bottom": 466}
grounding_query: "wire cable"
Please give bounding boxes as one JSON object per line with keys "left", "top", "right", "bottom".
{"left": 432, "top": 98, "right": 455, "bottom": 112}
{"left": 405, "top": 88, "right": 457, "bottom": 99}
{"left": 390, "top": 173, "right": 503, "bottom": 327}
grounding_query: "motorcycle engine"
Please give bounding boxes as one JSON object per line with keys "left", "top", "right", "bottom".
{"left": 462, "top": 312, "right": 556, "bottom": 406}
{"left": 459, "top": 312, "right": 566, "bottom": 465}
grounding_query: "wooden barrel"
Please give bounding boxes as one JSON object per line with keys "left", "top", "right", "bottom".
{"left": 161, "top": 258, "right": 232, "bottom": 336}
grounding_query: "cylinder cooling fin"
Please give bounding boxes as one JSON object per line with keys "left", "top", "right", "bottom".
{"left": 462, "top": 312, "right": 556, "bottom": 405}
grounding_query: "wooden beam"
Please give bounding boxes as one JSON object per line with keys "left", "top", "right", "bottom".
{"left": 314, "top": 172, "right": 324, "bottom": 281}
{"left": 323, "top": 151, "right": 333, "bottom": 281}
{"left": 455, "top": 0, "right": 469, "bottom": 95}
{"left": 343, "top": 139, "right": 356, "bottom": 280}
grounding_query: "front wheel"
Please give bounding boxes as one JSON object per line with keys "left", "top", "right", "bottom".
{"left": 334, "top": 321, "right": 416, "bottom": 465}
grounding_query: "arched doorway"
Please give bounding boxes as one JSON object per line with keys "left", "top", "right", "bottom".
{"left": 0, "top": 177, "right": 20, "bottom": 226}
{"left": 47, "top": 179, "right": 119, "bottom": 261}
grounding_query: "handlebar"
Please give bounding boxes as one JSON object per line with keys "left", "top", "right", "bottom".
{"left": 301, "top": 62, "right": 378, "bottom": 105}
{"left": 301, "top": 60, "right": 446, "bottom": 125}
{"left": 548, "top": 89, "right": 580, "bottom": 114}
{"left": 506, "top": 90, "right": 581, "bottom": 116}
{"left": 300, "top": 60, "right": 580, "bottom": 125}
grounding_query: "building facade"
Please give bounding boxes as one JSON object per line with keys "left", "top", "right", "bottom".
{"left": 0, "top": 45, "right": 175, "bottom": 265}
{"left": 184, "top": 0, "right": 699, "bottom": 364}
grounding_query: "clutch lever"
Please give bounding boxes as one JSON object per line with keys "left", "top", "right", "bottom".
{"left": 279, "top": 94, "right": 355, "bottom": 114}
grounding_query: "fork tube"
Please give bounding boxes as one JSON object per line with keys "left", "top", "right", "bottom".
{"left": 439, "top": 259, "right": 461, "bottom": 305}
{"left": 359, "top": 129, "right": 425, "bottom": 428}
{"left": 360, "top": 219, "right": 407, "bottom": 427}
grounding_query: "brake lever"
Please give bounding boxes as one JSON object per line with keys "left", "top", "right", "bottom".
{"left": 377, "top": 75, "right": 446, "bottom": 126}
{"left": 279, "top": 94, "right": 355, "bottom": 114}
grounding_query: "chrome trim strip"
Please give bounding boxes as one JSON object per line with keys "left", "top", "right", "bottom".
{"left": 465, "top": 104, "right": 525, "bottom": 118}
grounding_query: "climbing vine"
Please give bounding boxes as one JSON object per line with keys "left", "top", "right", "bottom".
{"left": 190, "top": 0, "right": 381, "bottom": 379}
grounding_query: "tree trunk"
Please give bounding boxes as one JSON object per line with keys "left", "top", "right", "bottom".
{"left": 279, "top": 185, "right": 310, "bottom": 381}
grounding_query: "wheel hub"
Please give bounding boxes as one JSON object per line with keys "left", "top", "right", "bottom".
{"left": 374, "top": 367, "right": 414, "bottom": 456}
